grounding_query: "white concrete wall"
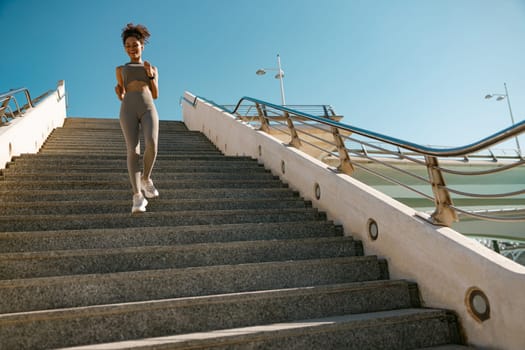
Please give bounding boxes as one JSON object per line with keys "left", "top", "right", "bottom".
{"left": 0, "top": 81, "right": 67, "bottom": 170}
{"left": 183, "top": 91, "right": 525, "bottom": 349}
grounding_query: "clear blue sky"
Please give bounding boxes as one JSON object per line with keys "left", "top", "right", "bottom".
{"left": 2, "top": 0, "right": 524, "bottom": 148}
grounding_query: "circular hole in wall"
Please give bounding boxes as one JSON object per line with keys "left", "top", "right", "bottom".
{"left": 258, "top": 145, "right": 262, "bottom": 157}
{"left": 281, "top": 160, "right": 286, "bottom": 174}
{"left": 8, "top": 142, "right": 13, "bottom": 157}
{"left": 465, "top": 287, "right": 490, "bottom": 322}
{"left": 368, "top": 219, "right": 379, "bottom": 241}
{"left": 314, "top": 183, "right": 321, "bottom": 200}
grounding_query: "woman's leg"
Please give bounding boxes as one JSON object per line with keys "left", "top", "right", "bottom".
{"left": 119, "top": 107, "right": 141, "bottom": 194}
{"left": 140, "top": 107, "right": 159, "bottom": 180}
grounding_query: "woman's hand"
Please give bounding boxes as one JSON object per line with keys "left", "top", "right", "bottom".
{"left": 115, "top": 84, "right": 124, "bottom": 101}
{"left": 143, "top": 61, "right": 159, "bottom": 99}
{"left": 115, "top": 66, "right": 125, "bottom": 100}
{"left": 144, "top": 61, "right": 155, "bottom": 78}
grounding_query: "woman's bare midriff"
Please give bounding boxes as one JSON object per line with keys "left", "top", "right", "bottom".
{"left": 126, "top": 80, "right": 151, "bottom": 92}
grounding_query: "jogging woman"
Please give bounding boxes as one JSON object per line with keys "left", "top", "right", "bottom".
{"left": 115, "top": 23, "right": 159, "bottom": 213}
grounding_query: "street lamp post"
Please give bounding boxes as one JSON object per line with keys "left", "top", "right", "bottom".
{"left": 256, "top": 54, "right": 286, "bottom": 105}
{"left": 485, "top": 82, "right": 522, "bottom": 157}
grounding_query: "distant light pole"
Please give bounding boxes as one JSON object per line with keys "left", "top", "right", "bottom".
{"left": 485, "top": 82, "right": 522, "bottom": 157}
{"left": 256, "top": 54, "right": 286, "bottom": 105}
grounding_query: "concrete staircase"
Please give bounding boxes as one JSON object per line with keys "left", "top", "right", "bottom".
{"left": 0, "top": 118, "right": 466, "bottom": 349}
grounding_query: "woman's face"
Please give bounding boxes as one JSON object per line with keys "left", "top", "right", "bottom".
{"left": 124, "top": 36, "right": 143, "bottom": 61}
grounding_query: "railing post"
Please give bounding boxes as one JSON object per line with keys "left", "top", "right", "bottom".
{"left": 255, "top": 103, "right": 270, "bottom": 133}
{"left": 23, "top": 89, "right": 33, "bottom": 108}
{"left": 331, "top": 126, "right": 354, "bottom": 175}
{"left": 284, "top": 111, "right": 302, "bottom": 148}
{"left": 425, "top": 155, "right": 458, "bottom": 226}
{"left": 322, "top": 105, "right": 329, "bottom": 118}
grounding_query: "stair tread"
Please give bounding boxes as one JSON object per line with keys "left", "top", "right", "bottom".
{"left": 1, "top": 199, "right": 306, "bottom": 217}
{"left": 0, "top": 221, "right": 342, "bottom": 252}
{"left": 46, "top": 309, "right": 456, "bottom": 350}
{"left": 0, "top": 236, "right": 354, "bottom": 259}
{"left": 0, "top": 207, "right": 320, "bottom": 220}
{"left": 0, "top": 221, "right": 338, "bottom": 240}
{"left": 0, "top": 257, "right": 377, "bottom": 288}
{"left": 0, "top": 236, "right": 360, "bottom": 279}
{"left": 0, "top": 260, "right": 388, "bottom": 313}
{"left": 0, "top": 283, "right": 419, "bottom": 321}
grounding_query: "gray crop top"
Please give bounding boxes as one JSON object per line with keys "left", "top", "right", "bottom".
{"left": 120, "top": 62, "right": 150, "bottom": 87}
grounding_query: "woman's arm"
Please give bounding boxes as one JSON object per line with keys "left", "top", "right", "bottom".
{"left": 144, "top": 61, "right": 159, "bottom": 99}
{"left": 115, "top": 66, "right": 125, "bottom": 100}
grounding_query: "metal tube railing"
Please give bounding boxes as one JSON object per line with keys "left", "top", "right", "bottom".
{"left": 183, "top": 94, "right": 525, "bottom": 227}
{"left": 0, "top": 88, "right": 34, "bottom": 122}
{"left": 228, "top": 96, "right": 525, "bottom": 157}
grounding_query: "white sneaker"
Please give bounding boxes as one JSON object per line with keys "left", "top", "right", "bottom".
{"left": 141, "top": 178, "right": 159, "bottom": 198}
{"left": 132, "top": 193, "right": 148, "bottom": 214}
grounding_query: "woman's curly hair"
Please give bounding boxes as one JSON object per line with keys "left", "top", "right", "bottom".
{"left": 121, "top": 23, "right": 151, "bottom": 45}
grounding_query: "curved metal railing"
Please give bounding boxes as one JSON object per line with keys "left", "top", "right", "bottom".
{"left": 0, "top": 88, "right": 34, "bottom": 124}
{"left": 183, "top": 95, "right": 525, "bottom": 228}
{"left": 0, "top": 87, "right": 59, "bottom": 126}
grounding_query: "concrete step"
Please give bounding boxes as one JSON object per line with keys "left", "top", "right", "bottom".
{"left": 0, "top": 257, "right": 386, "bottom": 313}
{"left": 5, "top": 159, "right": 262, "bottom": 171}
{"left": 44, "top": 137, "right": 208, "bottom": 143}
{"left": 43, "top": 134, "right": 208, "bottom": 141}
{"left": 2, "top": 164, "right": 267, "bottom": 175}
{"left": 0, "top": 187, "right": 300, "bottom": 202}
{"left": 14, "top": 153, "right": 224, "bottom": 161}
{"left": 53, "top": 127, "right": 191, "bottom": 134}
{"left": 44, "top": 133, "right": 208, "bottom": 139}
{"left": 63, "top": 118, "right": 186, "bottom": 128}
{"left": 43, "top": 136, "right": 211, "bottom": 142}
{"left": 4, "top": 154, "right": 260, "bottom": 166}
{"left": 7, "top": 155, "right": 254, "bottom": 165}
{"left": 1, "top": 171, "right": 277, "bottom": 182}
{"left": 0, "top": 221, "right": 344, "bottom": 252}
{"left": 0, "top": 284, "right": 443, "bottom": 350}
{"left": 68, "top": 118, "right": 183, "bottom": 123}
{"left": 4, "top": 154, "right": 263, "bottom": 166}
{"left": 0, "top": 207, "right": 326, "bottom": 232}
{"left": 40, "top": 141, "right": 219, "bottom": 149}
{"left": 1, "top": 169, "right": 273, "bottom": 179}
{"left": 0, "top": 236, "right": 357, "bottom": 279}
{"left": 39, "top": 145, "right": 220, "bottom": 153}
{"left": 0, "top": 178, "right": 286, "bottom": 191}
{"left": 45, "top": 136, "right": 200, "bottom": 142}
{"left": 1, "top": 197, "right": 308, "bottom": 215}
{"left": 38, "top": 148, "right": 222, "bottom": 155}
{"left": 58, "top": 309, "right": 462, "bottom": 350}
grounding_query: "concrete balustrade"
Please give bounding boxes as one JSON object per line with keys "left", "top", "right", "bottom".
{"left": 0, "top": 81, "right": 67, "bottom": 170}
{"left": 183, "top": 90, "right": 525, "bottom": 349}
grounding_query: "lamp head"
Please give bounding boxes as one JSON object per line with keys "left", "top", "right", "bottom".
{"left": 484, "top": 94, "right": 493, "bottom": 99}
{"left": 496, "top": 96, "right": 505, "bottom": 101}
{"left": 256, "top": 69, "right": 266, "bottom": 76}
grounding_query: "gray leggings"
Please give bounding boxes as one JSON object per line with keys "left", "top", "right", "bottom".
{"left": 119, "top": 90, "right": 159, "bottom": 194}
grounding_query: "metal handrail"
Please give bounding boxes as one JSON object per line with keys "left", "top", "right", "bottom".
{"left": 222, "top": 104, "right": 340, "bottom": 119}
{"left": 0, "top": 88, "right": 34, "bottom": 121}
{"left": 183, "top": 95, "right": 525, "bottom": 227}
{"left": 227, "top": 97, "right": 525, "bottom": 157}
